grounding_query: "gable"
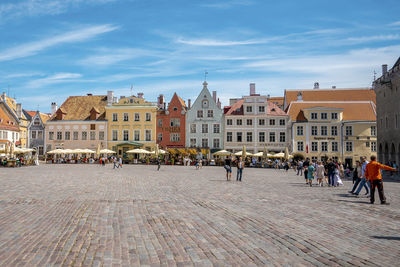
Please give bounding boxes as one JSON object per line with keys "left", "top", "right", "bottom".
{"left": 190, "top": 83, "right": 220, "bottom": 112}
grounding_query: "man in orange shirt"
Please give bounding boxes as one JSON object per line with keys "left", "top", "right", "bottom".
{"left": 364, "top": 155, "right": 396, "bottom": 205}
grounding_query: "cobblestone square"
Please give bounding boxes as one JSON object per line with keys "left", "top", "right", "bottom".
{"left": 1, "top": 165, "right": 399, "bottom": 266}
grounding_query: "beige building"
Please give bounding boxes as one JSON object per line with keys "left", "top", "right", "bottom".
{"left": 224, "top": 83, "right": 290, "bottom": 154}
{"left": 373, "top": 58, "right": 400, "bottom": 165}
{"left": 45, "top": 94, "right": 109, "bottom": 152}
{"left": 287, "top": 100, "right": 377, "bottom": 166}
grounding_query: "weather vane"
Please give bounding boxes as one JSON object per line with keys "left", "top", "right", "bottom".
{"left": 204, "top": 70, "right": 208, "bottom": 81}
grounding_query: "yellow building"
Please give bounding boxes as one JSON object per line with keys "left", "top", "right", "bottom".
{"left": 106, "top": 94, "right": 158, "bottom": 158}
{"left": 1, "top": 92, "right": 29, "bottom": 148}
{"left": 287, "top": 101, "right": 377, "bottom": 166}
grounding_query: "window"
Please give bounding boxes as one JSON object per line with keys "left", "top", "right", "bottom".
{"left": 227, "top": 119, "right": 232, "bottom": 125}
{"left": 213, "top": 124, "right": 220, "bottom": 133}
{"left": 269, "top": 132, "right": 275, "bottom": 142}
{"left": 82, "top": 131, "right": 87, "bottom": 140}
{"left": 89, "top": 131, "right": 95, "bottom": 140}
{"left": 259, "top": 106, "right": 265, "bottom": 113}
{"left": 269, "top": 119, "right": 275, "bottom": 126}
{"left": 246, "top": 119, "right": 252, "bottom": 126}
{"left": 279, "top": 119, "right": 285, "bottom": 126}
{"left": 123, "top": 113, "right": 129, "bottom": 121}
{"left": 145, "top": 113, "right": 151, "bottom": 121}
{"left": 371, "top": 126, "right": 376, "bottom": 136}
{"left": 311, "top": 142, "right": 318, "bottom": 152}
{"left": 371, "top": 141, "right": 377, "bottom": 152}
{"left": 259, "top": 132, "right": 265, "bottom": 142}
{"left": 158, "top": 133, "right": 162, "bottom": 141}
{"left": 207, "top": 110, "right": 213, "bottom": 118}
{"left": 236, "top": 119, "right": 242, "bottom": 125}
{"left": 158, "top": 119, "right": 163, "bottom": 127}
{"left": 366, "top": 142, "right": 370, "bottom": 147}
{"left": 279, "top": 132, "right": 285, "bottom": 142}
{"left": 38, "top": 131, "right": 43, "bottom": 139}
{"left": 345, "top": 141, "right": 353, "bottom": 152}
{"left": 297, "top": 126, "right": 303, "bottom": 136}
{"left": 246, "top": 132, "right": 253, "bottom": 142}
{"left": 112, "top": 113, "right": 118, "bottom": 121}
{"left": 331, "top": 141, "right": 338, "bottom": 152}
{"left": 73, "top": 131, "right": 79, "bottom": 140}
{"left": 345, "top": 126, "right": 352, "bottom": 136}
{"left": 331, "top": 113, "right": 338, "bottom": 120}
{"left": 311, "top": 113, "right": 318, "bottom": 120}
{"left": 33, "top": 118, "right": 40, "bottom": 126}
{"left": 202, "top": 138, "right": 208, "bottom": 147}
{"left": 297, "top": 141, "right": 304, "bottom": 152}
{"left": 190, "top": 124, "right": 196, "bottom": 133}
{"left": 237, "top": 132, "right": 242, "bottom": 142}
{"left": 213, "top": 138, "right": 220, "bottom": 148}
{"left": 134, "top": 113, "right": 140, "bottom": 121}
{"left": 99, "top": 131, "right": 104, "bottom": 140}
{"left": 65, "top": 131, "right": 70, "bottom": 140}
{"left": 202, "top": 100, "right": 208, "bottom": 108}
{"left": 31, "top": 131, "right": 36, "bottom": 139}
{"left": 331, "top": 126, "right": 338, "bottom": 136}
{"left": 321, "top": 142, "right": 328, "bottom": 152}
{"left": 227, "top": 132, "right": 233, "bottom": 142}
{"left": 246, "top": 106, "right": 252, "bottom": 113}
{"left": 123, "top": 130, "right": 129, "bottom": 141}
{"left": 145, "top": 130, "right": 151, "bottom": 141}
{"left": 202, "top": 124, "right": 208, "bottom": 133}
{"left": 259, "top": 119, "right": 265, "bottom": 126}
{"left": 134, "top": 130, "right": 140, "bottom": 141}
{"left": 321, "top": 126, "right": 328, "bottom": 136}
{"left": 170, "top": 133, "right": 180, "bottom": 142}
{"left": 57, "top": 131, "right": 62, "bottom": 140}
{"left": 190, "top": 138, "right": 196, "bottom": 147}
{"left": 311, "top": 126, "right": 318, "bottom": 136}
{"left": 112, "top": 130, "right": 118, "bottom": 141}
{"left": 170, "top": 118, "right": 180, "bottom": 127}
{"left": 197, "top": 110, "right": 203, "bottom": 118}
{"left": 321, "top": 113, "right": 327, "bottom": 120}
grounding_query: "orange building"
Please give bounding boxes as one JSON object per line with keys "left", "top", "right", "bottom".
{"left": 156, "top": 93, "right": 187, "bottom": 149}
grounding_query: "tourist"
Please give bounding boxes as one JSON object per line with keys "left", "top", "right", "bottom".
{"left": 307, "top": 161, "right": 315, "bottom": 186}
{"left": 327, "top": 159, "right": 336, "bottom": 187}
{"left": 316, "top": 161, "right": 325, "bottom": 186}
{"left": 157, "top": 157, "right": 161, "bottom": 171}
{"left": 224, "top": 156, "right": 232, "bottom": 181}
{"left": 349, "top": 161, "right": 363, "bottom": 194}
{"left": 303, "top": 158, "right": 310, "bottom": 184}
{"left": 118, "top": 157, "right": 123, "bottom": 168}
{"left": 333, "top": 166, "right": 343, "bottom": 186}
{"left": 236, "top": 156, "right": 244, "bottom": 181}
{"left": 338, "top": 162, "right": 345, "bottom": 180}
{"left": 353, "top": 156, "right": 369, "bottom": 196}
{"left": 365, "top": 155, "right": 396, "bottom": 205}
{"left": 297, "top": 160, "right": 303, "bottom": 176}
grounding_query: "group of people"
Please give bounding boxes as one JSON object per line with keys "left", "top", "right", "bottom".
{"left": 223, "top": 156, "right": 245, "bottom": 181}
{"left": 296, "top": 156, "right": 397, "bottom": 205}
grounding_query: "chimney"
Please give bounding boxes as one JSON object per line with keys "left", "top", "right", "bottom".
{"left": 297, "top": 92, "right": 303, "bottom": 101}
{"left": 107, "top": 91, "right": 114, "bottom": 105}
{"left": 332, "top": 86, "right": 336, "bottom": 89}
{"left": 250, "top": 83, "right": 256, "bottom": 95}
{"left": 314, "top": 82, "right": 319, "bottom": 89}
{"left": 382, "top": 64, "right": 388, "bottom": 75}
{"left": 157, "top": 94, "right": 165, "bottom": 109}
{"left": 113, "top": 96, "right": 117, "bottom": 103}
{"left": 188, "top": 99, "right": 191, "bottom": 109}
{"left": 212, "top": 91, "right": 217, "bottom": 103}
{"left": 51, "top": 102, "right": 58, "bottom": 115}
{"left": 16, "top": 103, "right": 22, "bottom": 118}
{"left": 138, "top": 92, "right": 144, "bottom": 99}
{"left": 163, "top": 102, "right": 166, "bottom": 110}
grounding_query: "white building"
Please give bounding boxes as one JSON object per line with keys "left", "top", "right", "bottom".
{"left": 185, "top": 81, "right": 224, "bottom": 151}
{"left": 224, "top": 83, "right": 290, "bottom": 153}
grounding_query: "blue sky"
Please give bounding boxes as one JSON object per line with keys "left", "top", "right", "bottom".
{"left": 1, "top": 0, "right": 400, "bottom": 112}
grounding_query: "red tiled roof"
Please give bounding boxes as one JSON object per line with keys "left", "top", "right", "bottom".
{"left": 267, "top": 101, "right": 287, "bottom": 116}
{"left": 224, "top": 99, "right": 244, "bottom": 115}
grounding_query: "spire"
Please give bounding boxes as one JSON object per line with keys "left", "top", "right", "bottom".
{"left": 203, "top": 81, "right": 208, "bottom": 89}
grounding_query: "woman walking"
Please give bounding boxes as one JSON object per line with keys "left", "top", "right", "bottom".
{"left": 224, "top": 156, "right": 232, "bottom": 181}
{"left": 316, "top": 161, "right": 325, "bottom": 186}
{"left": 307, "top": 163, "right": 315, "bottom": 187}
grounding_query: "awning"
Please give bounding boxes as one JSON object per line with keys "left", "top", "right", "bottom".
{"left": 115, "top": 141, "right": 143, "bottom": 147}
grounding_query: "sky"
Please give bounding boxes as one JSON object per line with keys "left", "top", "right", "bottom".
{"left": 1, "top": 0, "right": 400, "bottom": 112}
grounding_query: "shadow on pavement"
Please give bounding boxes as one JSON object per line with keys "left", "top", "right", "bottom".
{"left": 336, "top": 199, "right": 370, "bottom": 204}
{"left": 371, "top": 236, "right": 400, "bottom": 241}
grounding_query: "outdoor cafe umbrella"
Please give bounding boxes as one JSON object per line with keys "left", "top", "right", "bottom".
{"left": 126, "top": 148, "right": 151, "bottom": 154}
{"left": 213, "top": 149, "right": 232, "bottom": 156}
{"left": 284, "top": 147, "right": 289, "bottom": 160}
{"left": 100, "top": 149, "right": 116, "bottom": 154}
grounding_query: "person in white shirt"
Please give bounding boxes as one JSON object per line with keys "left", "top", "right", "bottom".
{"left": 236, "top": 157, "right": 244, "bottom": 181}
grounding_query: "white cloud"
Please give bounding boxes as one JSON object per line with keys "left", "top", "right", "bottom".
{"left": 26, "top": 72, "right": 82, "bottom": 88}
{"left": 345, "top": 34, "right": 400, "bottom": 44}
{"left": 0, "top": 24, "right": 118, "bottom": 62}
{"left": 201, "top": 0, "right": 254, "bottom": 9}
{"left": 388, "top": 21, "right": 400, "bottom": 27}
{"left": 176, "top": 37, "right": 268, "bottom": 46}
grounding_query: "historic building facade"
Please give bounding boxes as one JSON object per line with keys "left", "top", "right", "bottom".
{"left": 224, "top": 83, "right": 290, "bottom": 154}
{"left": 0, "top": 100, "right": 20, "bottom": 153}
{"left": 156, "top": 93, "right": 187, "bottom": 149}
{"left": 106, "top": 93, "right": 158, "bottom": 157}
{"left": 373, "top": 58, "right": 400, "bottom": 165}
{"left": 24, "top": 110, "right": 51, "bottom": 156}
{"left": 45, "top": 93, "right": 108, "bottom": 152}
{"left": 185, "top": 81, "right": 223, "bottom": 151}
{"left": 287, "top": 98, "right": 377, "bottom": 166}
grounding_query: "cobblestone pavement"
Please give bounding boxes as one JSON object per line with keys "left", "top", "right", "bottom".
{"left": 1, "top": 165, "right": 400, "bottom": 267}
